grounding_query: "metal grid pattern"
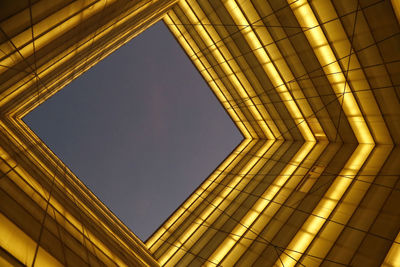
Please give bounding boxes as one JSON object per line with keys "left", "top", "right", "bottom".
{"left": 0, "top": 0, "right": 400, "bottom": 266}
{"left": 147, "top": 0, "right": 400, "bottom": 266}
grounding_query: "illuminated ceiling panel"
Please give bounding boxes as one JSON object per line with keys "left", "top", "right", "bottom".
{"left": 148, "top": 0, "right": 400, "bottom": 266}
{"left": 0, "top": 0, "right": 399, "bottom": 266}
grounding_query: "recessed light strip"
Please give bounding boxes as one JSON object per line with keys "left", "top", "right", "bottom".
{"left": 0, "top": 0, "right": 114, "bottom": 75}
{"left": 206, "top": 141, "right": 317, "bottom": 266}
{"left": 163, "top": 13, "right": 253, "bottom": 138}
{"left": 0, "top": 121, "right": 148, "bottom": 266}
{"left": 1, "top": 0, "right": 177, "bottom": 113}
{"left": 157, "top": 140, "right": 275, "bottom": 265}
{"left": 383, "top": 231, "right": 400, "bottom": 267}
{"left": 288, "top": 0, "right": 373, "bottom": 144}
{"left": 309, "top": 0, "right": 391, "bottom": 144}
{"left": 217, "top": 141, "right": 329, "bottom": 266}
{"left": 224, "top": 0, "right": 324, "bottom": 142}
{"left": 146, "top": 137, "right": 253, "bottom": 251}
{"left": 298, "top": 145, "right": 392, "bottom": 266}
{"left": 177, "top": 0, "right": 280, "bottom": 139}
{"left": 277, "top": 143, "right": 374, "bottom": 266}
{"left": 0, "top": 213, "right": 63, "bottom": 266}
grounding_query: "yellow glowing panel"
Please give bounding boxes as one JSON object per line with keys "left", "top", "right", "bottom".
{"left": 177, "top": 0, "right": 279, "bottom": 139}
{"left": 0, "top": 0, "right": 110, "bottom": 74}
{"left": 224, "top": 142, "right": 329, "bottom": 266}
{"left": 0, "top": 120, "right": 138, "bottom": 267}
{"left": 163, "top": 14, "right": 253, "bottom": 138}
{"left": 288, "top": 0, "right": 374, "bottom": 144}
{"left": 2, "top": 0, "right": 173, "bottom": 115}
{"left": 225, "top": 0, "right": 324, "bottom": 142}
{"left": 301, "top": 145, "right": 392, "bottom": 265}
{"left": 383, "top": 231, "right": 400, "bottom": 267}
{"left": 392, "top": 0, "right": 400, "bottom": 23}
{"left": 206, "top": 141, "right": 315, "bottom": 266}
{"left": 277, "top": 143, "right": 373, "bottom": 266}
{"left": 310, "top": 0, "right": 391, "bottom": 144}
{"left": 158, "top": 140, "right": 274, "bottom": 265}
{"left": 146, "top": 138, "right": 252, "bottom": 251}
{"left": 0, "top": 213, "right": 62, "bottom": 266}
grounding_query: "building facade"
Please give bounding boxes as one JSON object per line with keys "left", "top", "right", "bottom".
{"left": 1, "top": 0, "right": 400, "bottom": 266}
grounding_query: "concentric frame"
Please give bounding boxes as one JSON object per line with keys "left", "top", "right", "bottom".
{"left": 1, "top": 0, "right": 400, "bottom": 266}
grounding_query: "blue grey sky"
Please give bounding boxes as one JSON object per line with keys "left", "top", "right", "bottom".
{"left": 24, "top": 21, "right": 242, "bottom": 241}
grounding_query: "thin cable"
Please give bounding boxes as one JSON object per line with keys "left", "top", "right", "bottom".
{"left": 179, "top": 0, "right": 301, "bottom": 61}
{"left": 216, "top": 144, "right": 400, "bottom": 193}
{"left": 228, "top": 82, "right": 400, "bottom": 110}
{"left": 202, "top": 171, "right": 400, "bottom": 246}
{"left": 334, "top": 0, "right": 361, "bottom": 142}
{"left": 31, "top": 172, "right": 57, "bottom": 267}
{"left": 191, "top": 191, "right": 307, "bottom": 267}
{"left": 177, "top": 0, "right": 384, "bottom": 84}
{"left": 275, "top": 246, "right": 285, "bottom": 267}
{"left": 158, "top": 237, "right": 222, "bottom": 266}
{"left": 224, "top": 29, "right": 398, "bottom": 112}
{"left": 189, "top": 221, "right": 348, "bottom": 266}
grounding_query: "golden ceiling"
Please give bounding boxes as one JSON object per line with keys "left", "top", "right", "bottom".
{"left": 0, "top": 0, "right": 400, "bottom": 266}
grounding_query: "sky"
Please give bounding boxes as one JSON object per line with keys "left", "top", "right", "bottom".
{"left": 23, "top": 21, "right": 242, "bottom": 241}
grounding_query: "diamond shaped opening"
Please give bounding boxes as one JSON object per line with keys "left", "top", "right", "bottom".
{"left": 23, "top": 21, "right": 242, "bottom": 241}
